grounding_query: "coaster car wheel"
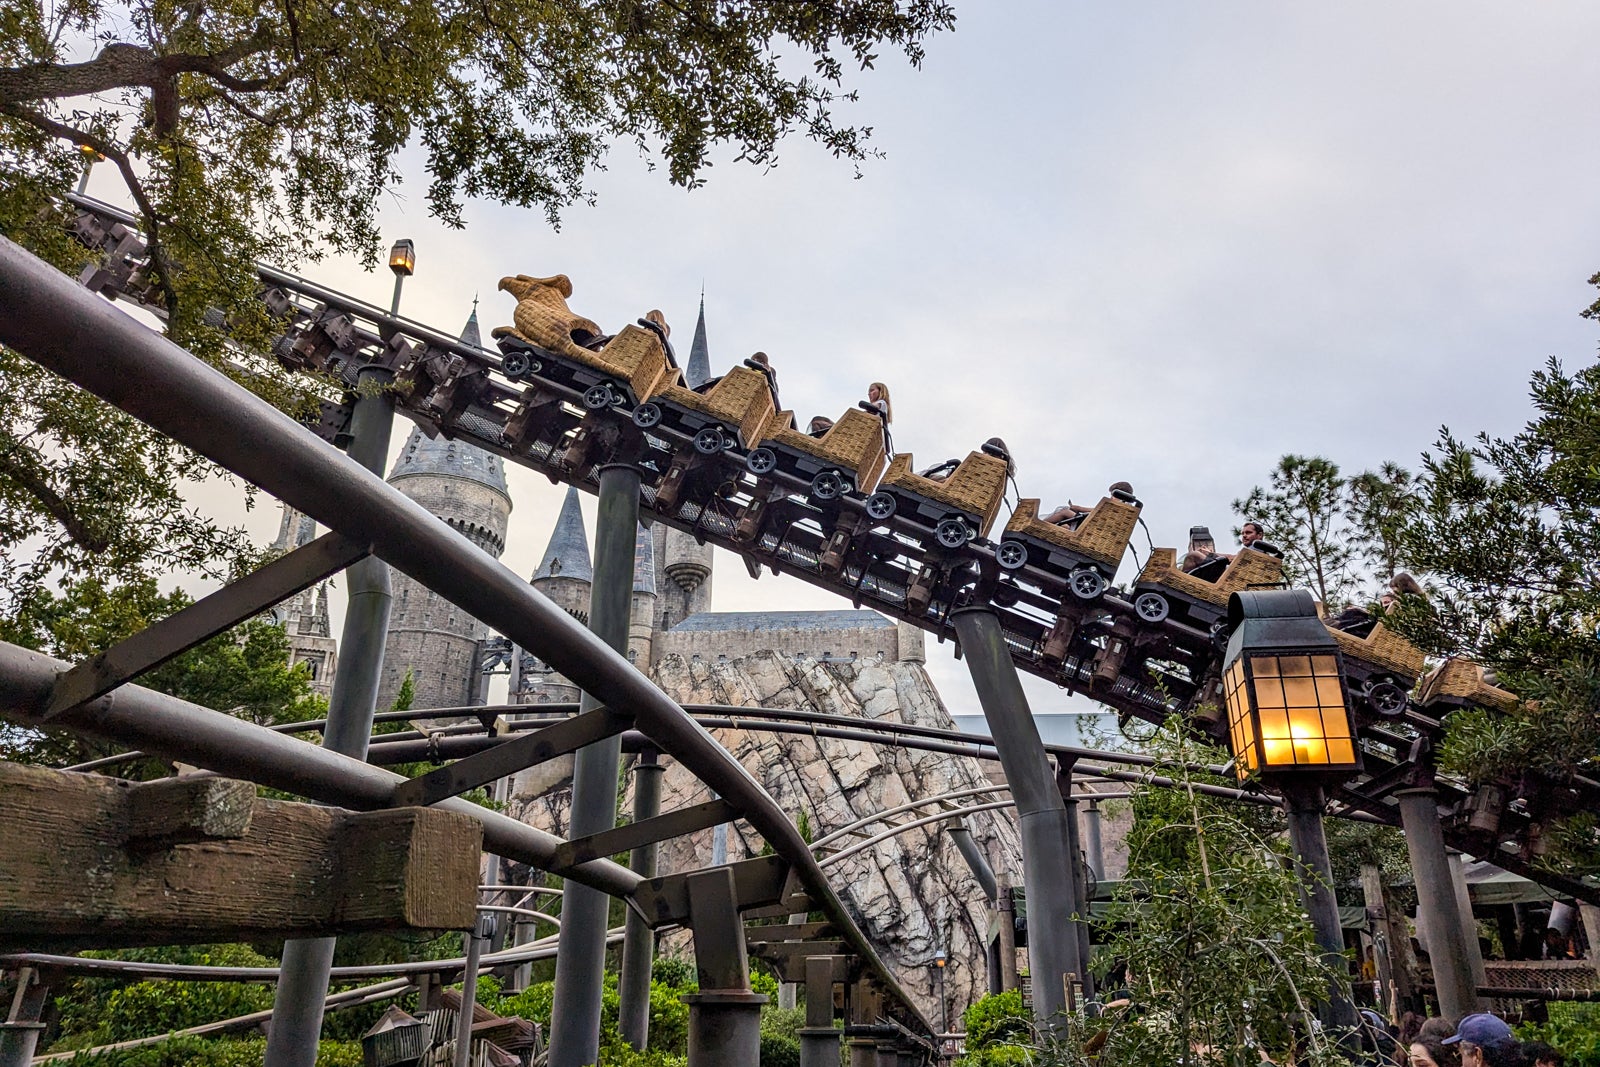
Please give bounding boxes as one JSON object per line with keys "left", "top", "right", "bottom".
{"left": 694, "top": 427, "right": 727, "bottom": 455}
{"left": 631, "top": 402, "right": 662, "bottom": 428}
{"left": 501, "top": 350, "right": 538, "bottom": 380}
{"left": 1365, "top": 678, "right": 1409, "bottom": 718}
{"left": 811, "top": 470, "right": 845, "bottom": 501}
{"left": 746, "top": 447, "right": 778, "bottom": 475}
{"left": 996, "top": 540, "right": 1029, "bottom": 571}
{"left": 1068, "top": 567, "right": 1106, "bottom": 600}
{"left": 582, "top": 384, "right": 616, "bottom": 411}
{"left": 1133, "top": 591, "right": 1170, "bottom": 623}
{"left": 935, "top": 517, "right": 973, "bottom": 549}
{"left": 864, "top": 492, "right": 897, "bottom": 521}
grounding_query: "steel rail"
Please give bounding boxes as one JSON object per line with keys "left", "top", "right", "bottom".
{"left": 0, "top": 235, "right": 932, "bottom": 1036}
{"left": 818, "top": 800, "right": 1021, "bottom": 868}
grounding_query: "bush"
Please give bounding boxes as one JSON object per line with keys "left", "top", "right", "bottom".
{"left": 961, "top": 991, "right": 1030, "bottom": 1051}
{"left": 1518, "top": 1004, "right": 1600, "bottom": 1067}
{"left": 952, "top": 1045, "right": 1033, "bottom": 1067}
{"left": 652, "top": 955, "right": 696, "bottom": 989}
{"left": 54, "top": 1036, "right": 360, "bottom": 1065}
{"left": 759, "top": 1033, "right": 800, "bottom": 1067}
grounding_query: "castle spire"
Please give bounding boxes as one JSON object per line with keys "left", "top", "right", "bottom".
{"left": 684, "top": 291, "right": 711, "bottom": 390}
{"left": 460, "top": 303, "right": 483, "bottom": 349}
{"left": 532, "top": 487, "right": 592, "bottom": 583}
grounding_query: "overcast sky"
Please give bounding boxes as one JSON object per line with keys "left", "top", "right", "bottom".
{"left": 132, "top": 1, "right": 1600, "bottom": 720}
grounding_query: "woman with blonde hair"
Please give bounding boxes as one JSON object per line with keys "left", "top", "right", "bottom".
{"left": 867, "top": 382, "right": 893, "bottom": 423}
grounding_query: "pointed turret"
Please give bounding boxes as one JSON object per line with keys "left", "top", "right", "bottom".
{"left": 460, "top": 300, "right": 482, "bottom": 349}
{"left": 533, "top": 487, "right": 593, "bottom": 584}
{"left": 517, "top": 487, "right": 592, "bottom": 706}
{"left": 684, "top": 292, "right": 711, "bottom": 390}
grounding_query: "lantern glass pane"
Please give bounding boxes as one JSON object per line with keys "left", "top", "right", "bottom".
{"left": 1327, "top": 739, "right": 1356, "bottom": 765}
{"left": 1224, "top": 659, "right": 1255, "bottom": 776}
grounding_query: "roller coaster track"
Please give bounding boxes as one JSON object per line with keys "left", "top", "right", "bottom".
{"left": 48, "top": 194, "right": 1600, "bottom": 907}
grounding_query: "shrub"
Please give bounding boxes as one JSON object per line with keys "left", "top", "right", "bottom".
{"left": 961, "top": 991, "right": 1030, "bottom": 1051}
{"left": 759, "top": 1033, "right": 801, "bottom": 1067}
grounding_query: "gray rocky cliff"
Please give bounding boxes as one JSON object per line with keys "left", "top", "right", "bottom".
{"left": 507, "top": 650, "right": 1024, "bottom": 1025}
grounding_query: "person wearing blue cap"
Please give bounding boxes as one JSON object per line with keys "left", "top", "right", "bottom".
{"left": 1442, "top": 1013, "right": 1526, "bottom": 1067}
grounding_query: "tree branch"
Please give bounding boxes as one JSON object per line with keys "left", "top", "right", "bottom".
{"left": 0, "top": 37, "right": 280, "bottom": 109}
{"left": 0, "top": 439, "right": 112, "bottom": 553}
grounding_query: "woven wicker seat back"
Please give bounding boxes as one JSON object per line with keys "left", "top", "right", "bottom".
{"left": 881, "top": 452, "right": 1010, "bottom": 536}
{"left": 650, "top": 365, "right": 777, "bottom": 447}
{"left": 763, "top": 407, "right": 889, "bottom": 488}
{"left": 1325, "top": 619, "right": 1426, "bottom": 679}
{"left": 1419, "top": 658, "right": 1519, "bottom": 712}
{"left": 493, "top": 273, "right": 603, "bottom": 359}
{"left": 1136, "top": 546, "right": 1286, "bottom": 608}
{"left": 1005, "top": 497, "right": 1140, "bottom": 569}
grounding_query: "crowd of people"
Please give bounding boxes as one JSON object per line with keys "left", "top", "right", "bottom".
{"left": 1386, "top": 1011, "right": 1565, "bottom": 1067}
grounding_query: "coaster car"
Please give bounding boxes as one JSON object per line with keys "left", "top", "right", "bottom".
{"left": 870, "top": 444, "right": 1011, "bottom": 551}
{"left": 744, "top": 404, "right": 891, "bottom": 506}
{"left": 635, "top": 361, "right": 781, "bottom": 512}
{"left": 1130, "top": 545, "right": 1285, "bottom": 629}
{"left": 1322, "top": 616, "right": 1426, "bottom": 718}
{"left": 995, "top": 494, "right": 1141, "bottom": 602}
{"left": 1417, "top": 657, "right": 1520, "bottom": 715}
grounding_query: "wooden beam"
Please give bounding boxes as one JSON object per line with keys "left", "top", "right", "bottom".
{"left": 0, "top": 761, "right": 482, "bottom": 950}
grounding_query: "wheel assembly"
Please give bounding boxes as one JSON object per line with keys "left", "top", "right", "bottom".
{"left": 693, "top": 427, "right": 726, "bottom": 455}
{"left": 631, "top": 402, "right": 662, "bottom": 428}
{"left": 996, "top": 540, "right": 1028, "bottom": 571}
{"left": 935, "top": 518, "right": 972, "bottom": 549}
{"left": 1133, "top": 591, "right": 1170, "bottom": 623}
{"left": 1365, "top": 678, "right": 1408, "bottom": 717}
{"left": 864, "top": 492, "right": 896, "bottom": 521}
{"left": 582, "top": 384, "right": 614, "bottom": 411}
{"left": 746, "top": 447, "right": 777, "bottom": 475}
{"left": 1068, "top": 567, "right": 1106, "bottom": 600}
{"left": 502, "top": 351, "right": 536, "bottom": 380}
{"left": 811, "top": 470, "right": 843, "bottom": 501}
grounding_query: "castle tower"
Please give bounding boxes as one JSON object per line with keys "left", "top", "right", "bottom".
{"left": 515, "top": 487, "right": 591, "bottom": 706}
{"left": 377, "top": 309, "right": 513, "bottom": 712}
{"left": 629, "top": 523, "right": 658, "bottom": 669}
{"left": 652, "top": 296, "right": 716, "bottom": 638}
{"left": 266, "top": 504, "right": 338, "bottom": 698}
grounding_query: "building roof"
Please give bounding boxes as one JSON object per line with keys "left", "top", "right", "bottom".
{"left": 668, "top": 610, "right": 894, "bottom": 633}
{"left": 532, "top": 487, "right": 592, "bottom": 583}
{"left": 388, "top": 427, "right": 510, "bottom": 497}
{"left": 684, "top": 293, "right": 711, "bottom": 390}
{"left": 633, "top": 522, "right": 656, "bottom": 595}
{"left": 385, "top": 304, "right": 508, "bottom": 495}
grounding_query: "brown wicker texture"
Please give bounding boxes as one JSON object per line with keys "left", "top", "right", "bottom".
{"left": 1004, "top": 497, "right": 1140, "bottom": 569}
{"left": 492, "top": 276, "right": 669, "bottom": 400}
{"left": 1326, "top": 620, "right": 1426, "bottom": 679}
{"left": 1136, "top": 546, "right": 1286, "bottom": 607}
{"left": 1419, "top": 658, "right": 1520, "bottom": 713}
{"left": 764, "top": 407, "right": 888, "bottom": 489}
{"left": 880, "top": 452, "right": 1010, "bottom": 537}
{"left": 649, "top": 365, "right": 777, "bottom": 447}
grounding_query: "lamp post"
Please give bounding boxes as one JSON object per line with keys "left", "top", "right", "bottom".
{"left": 1221, "top": 588, "right": 1360, "bottom": 1034}
{"left": 932, "top": 950, "right": 948, "bottom": 1049}
{"left": 388, "top": 239, "right": 415, "bottom": 316}
{"left": 75, "top": 144, "right": 103, "bottom": 196}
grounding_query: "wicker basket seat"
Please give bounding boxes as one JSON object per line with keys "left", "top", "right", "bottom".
{"left": 879, "top": 452, "right": 1010, "bottom": 536}
{"left": 1418, "top": 658, "right": 1519, "bottom": 713}
{"left": 648, "top": 365, "right": 777, "bottom": 447}
{"left": 761, "top": 407, "right": 889, "bottom": 488}
{"left": 496, "top": 321, "right": 670, "bottom": 404}
{"left": 1004, "top": 497, "right": 1140, "bottom": 570}
{"left": 1135, "top": 546, "right": 1286, "bottom": 608}
{"left": 1325, "top": 619, "right": 1426, "bottom": 679}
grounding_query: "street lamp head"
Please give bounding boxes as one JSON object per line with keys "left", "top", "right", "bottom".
{"left": 77, "top": 144, "right": 105, "bottom": 162}
{"left": 1221, "top": 589, "right": 1359, "bottom": 781}
{"left": 933, "top": 951, "right": 946, "bottom": 969}
{"left": 389, "top": 239, "right": 416, "bottom": 277}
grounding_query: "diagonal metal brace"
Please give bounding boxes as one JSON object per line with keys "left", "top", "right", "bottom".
{"left": 390, "top": 707, "right": 630, "bottom": 808}
{"left": 44, "top": 532, "right": 370, "bottom": 718}
{"left": 547, "top": 798, "right": 739, "bottom": 873}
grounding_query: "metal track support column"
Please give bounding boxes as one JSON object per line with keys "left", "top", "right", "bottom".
{"left": 620, "top": 749, "right": 666, "bottom": 1050}
{"left": 799, "top": 956, "right": 842, "bottom": 1067}
{"left": 1397, "top": 785, "right": 1480, "bottom": 1018}
{"left": 996, "top": 879, "right": 1019, "bottom": 994}
{"left": 1281, "top": 781, "right": 1358, "bottom": 1033}
{"left": 1084, "top": 799, "right": 1104, "bottom": 882}
{"left": 266, "top": 366, "right": 395, "bottom": 1067}
{"left": 548, "top": 465, "right": 641, "bottom": 1067}
{"left": 454, "top": 917, "right": 488, "bottom": 1067}
{"left": 0, "top": 967, "right": 49, "bottom": 1067}
{"left": 682, "top": 867, "right": 767, "bottom": 1067}
{"left": 1060, "top": 768, "right": 1094, "bottom": 993}
{"left": 951, "top": 607, "right": 1083, "bottom": 1029}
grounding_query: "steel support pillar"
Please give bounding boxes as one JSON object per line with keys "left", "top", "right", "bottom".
{"left": 548, "top": 465, "right": 641, "bottom": 1067}
{"left": 682, "top": 867, "right": 767, "bottom": 1067}
{"left": 848, "top": 981, "right": 882, "bottom": 1067}
{"left": 454, "top": 920, "right": 487, "bottom": 1067}
{"left": 1396, "top": 785, "right": 1480, "bottom": 1018}
{"left": 267, "top": 366, "right": 395, "bottom": 1067}
{"left": 1060, "top": 772, "right": 1094, "bottom": 991}
{"left": 619, "top": 749, "right": 666, "bottom": 1050}
{"left": 951, "top": 607, "right": 1084, "bottom": 1027}
{"left": 1448, "top": 850, "right": 1489, "bottom": 994}
{"left": 945, "top": 819, "right": 999, "bottom": 903}
{"left": 800, "top": 956, "right": 842, "bottom": 1067}
{"left": 1280, "top": 781, "right": 1358, "bottom": 1034}
{"left": 0, "top": 967, "right": 49, "bottom": 1067}
{"left": 996, "top": 879, "right": 1019, "bottom": 993}
{"left": 1084, "top": 799, "right": 1104, "bottom": 882}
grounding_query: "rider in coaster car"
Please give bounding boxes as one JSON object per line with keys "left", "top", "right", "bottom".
{"left": 919, "top": 437, "right": 1014, "bottom": 482}
{"left": 1042, "top": 481, "right": 1137, "bottom": 529}
{"left": 1329, "top": 572, "right": 1428, "bottom": 638}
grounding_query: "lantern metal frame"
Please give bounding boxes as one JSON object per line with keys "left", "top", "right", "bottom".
{"left": 1221, "top": 588, "right": 1361, "bottom": 781}
{"left": 388, "top": 239, "right": 416, "bottom": 277}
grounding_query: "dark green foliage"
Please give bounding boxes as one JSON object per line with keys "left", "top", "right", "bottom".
{"left": 759, "top": 1033, "right": 801, "bottom": 1067}
{"left": 651, "top": 954, "right": 696, "bottom": 989}
{"left": 1233, "top": 454, "right": 1360, "bottom": 607}
{"left": 1518, "top": 1004, "right": 1600, "bottom": 1067}
{"left": 53, "top": 1036, "right": 362, "bottom": 1065}
{"left": 959, "top": 990, "right": 1029, "bottom": 1052}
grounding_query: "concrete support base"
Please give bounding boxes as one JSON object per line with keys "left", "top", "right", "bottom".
{"left": 684, "top": 992, "right": 767, "bottom": 1067}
